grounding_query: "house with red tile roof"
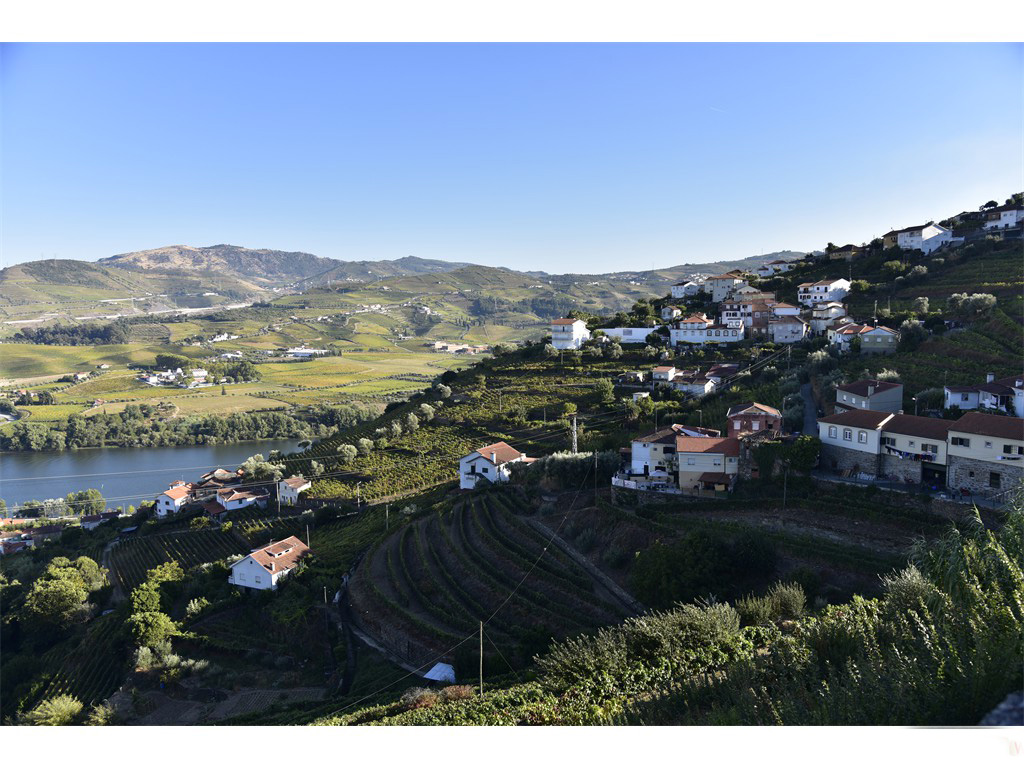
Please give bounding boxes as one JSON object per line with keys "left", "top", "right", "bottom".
{"left": 228, "top": 535, "right": 310, "bottom": 591}
{"left": 459, "top": 441, "right": 534, "bottom": 490}
{"left": 156, "top": 482, "right": 194, "bottom": 517}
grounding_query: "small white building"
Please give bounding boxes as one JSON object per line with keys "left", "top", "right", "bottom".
{"left": 660, "top": 306, "right": 683, "bottom": 322}
{"left": 217, "top": 488, "right": 265, "bottom": 511}
{"left": 287, "top": 347, "right": 329, "bottom": 358}
{"left": 670, "top": 281, "right": 703, "bottom": 299}
{"left": 191, "top": 369, "right": 208, "bottom": 380}
{"left": 810, "top": 302, "right": 849, "bottom": 334}
{"left": 459, "top": 441, "right": 532, "bottom": 490}
{"left": 651, "top": 365, "right": 677, "bottom": 382}
{"left": 755, "top": 259, "right": 792, "bottom": 278}
{"left": 797, "top": 279, "right": 851, "bottom": 307}
{"left": 883, "top": 223, "right": 958, "bottom": 254}
{"left": 943, "top": 373, "right": 1024, "bottom": 416}
{"left": 768, "top": 316, "right": 809, "bottom": 344}
{"left": 156, "top": 483, "right": 192, "bottom": 517}
{"left": 228, "top": 536, "right": 310, "bottom": 591}
{"left": 602, "top": 327, "right": 655, "bottom": 344}
{"left": 670, "top": 315, "right": 744, "bottom": 346}
{"left": 278, "top": 476, "right": 312, "bottom": 505}
{"left": 550, "top": 318, "right": 590, "bottom": 350}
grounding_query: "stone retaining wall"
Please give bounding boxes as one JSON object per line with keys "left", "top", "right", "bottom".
{"left": 820, "top": 443, "right": 880, "bottom": 476}
{"left": 948, "top": 455, "right": 1024, "bottom": 495}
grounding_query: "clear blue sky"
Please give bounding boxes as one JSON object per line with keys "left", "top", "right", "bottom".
{"left": 2, "top": 43, "right": 1021, "bottom": 272}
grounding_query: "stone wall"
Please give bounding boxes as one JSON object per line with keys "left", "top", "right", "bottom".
{"left": 879, "top": 453, "right": 923, "bottom": 484}
{"left": 820, "top": 443, "right": 880, "bottom": 476}
{"left": 947, "top": 455, "right": 1024, "bottom": 494}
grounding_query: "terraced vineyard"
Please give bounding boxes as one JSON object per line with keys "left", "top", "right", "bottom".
{"left": 110, "top": 529, "right": 247, "bottom": 590}
{"left": 36, "top": 613, "right": 127, "bottom": 709}
{"left": 348, "top": 492, "right": 633, "bottom": 672}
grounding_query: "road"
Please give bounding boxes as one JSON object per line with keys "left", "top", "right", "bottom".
{"left": 800, "top": 381, "right": 817, "bottom": 435}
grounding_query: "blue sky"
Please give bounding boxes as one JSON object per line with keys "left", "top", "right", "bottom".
{"left": 2, "top": 43, "right": 1021, "bottom": 272}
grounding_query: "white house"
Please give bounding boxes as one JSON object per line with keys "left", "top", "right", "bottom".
{"left": 828, "top": 322, "right": 872, "bottom": 352}
{"left": 670, "top": 281, "right": 703, "bottom": 299}
{"left": 834, "top": 379, "right": 904, "bottom": 414}
{"left": 768, "top": 316, "right": 809, "bottom": 344}
{"left": 651, "top": 365, "right": 677, "bottom": 382}
{"left": 217, "top": 488, "right": 264, "bottom": 511}
{"left": 810, "top": 302, "right": 848, "bottom": 334}
{"left": 660, "top": 306, "right": 682, "bottom": 322}
{"left": 944, "top": 373, "right": 1024, "bottom": 416}
{"left": 882, "top": 223, "right": 957, "bottom": 254}
{"left": 459, "top": 441, "right": 532, "bottom": 490}
{"left": 770, "top": 302, "right": 801, "bottom": 318}
{"left": 982, "top": 204, "right": 1024, "bottom": 230}
{"left": 706, "top": 274, "right": 747, "bottom": 303}
{"left": 156, "top": 483, "right": 192, "bottom": 517}
{"left": 228, "top": 536, "right": 310, "bottom": 591}
{"left": 278, "top": 476, "right": 312, "bottom": 505}
{"left": 755, "top": 259, "right": 792, "bottom": 278}
{"left": 797, "top": 279, "right": 851, "bottom": 307}
{"left": 191, "top": 368, "right": 208, "bottom": 380}
{"left": 287, "top": 347, "right": 329, "bottom": 358}
{"left": 675, "top": 435, "right": 741, "bottom": 493}
{"left": 602, "top": 327, "right": 655, "bottom": 344}
{"left": 670, "top": 315, "right": 744, "bottom": 346}
{"left": 550, "top": 318, "right": 590, "bottom": 350}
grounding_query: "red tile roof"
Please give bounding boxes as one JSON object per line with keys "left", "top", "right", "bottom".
{"left": 675, "top": 436, "right": 741, "bottom": 457}
{"left": 248, "top": 535, "right": 310, "bottom": 573}
{"left": 281, "top": 476, "right": 311, "bottom": 489}
{"left": 950, "top": 412, "right": 1024, "bottom": 441}
{"left": 162, "top": 486, "right": 191, "bottom": 501}
{"left": 551, "top": 318, "right": 582, "bottom": 325}
{"left": 471, "top": 441, "right": 524, "bottom": 465}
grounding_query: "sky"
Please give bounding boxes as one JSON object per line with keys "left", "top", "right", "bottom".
{"left": 1, "top": 43, "right": 1021, "bottom": 272}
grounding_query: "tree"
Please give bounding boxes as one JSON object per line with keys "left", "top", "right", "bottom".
{"left": 310, "top": 460, "right": 325, "bottom": 477}
{"left": 21, "top": 695, "right": 83, "bottom": 726}
{"left": 607, "top": 342, "right": 623, "bottom": 359}
{"left": 906, "top": 265, "right": 928, "bottom": 281}
{"left": 912, "top": 296, "right": 930, "bottom": 315}
{"left": 65, "top": 488, "right": 105, "bottom": 516}
{"left": 22, "top": 575, "right": 90, "bottom": 632}
{"left": 403, "top": 412, "right": 420, "bottom": 433}
{"left": 416, "top": 403, "right": 435, "bottom": 422}
{"left": 435, "top": 383, "right": 452, "bottom": 399}
{"left": 882, "top": 260, "right": 906, "bottom": 277}
{"left": 130, "top": 583, "right": 162, "bottom": 614}
{"left": 127, "top": 611, "right": 177, "bottom": 647}
{"left": 155, "top": 353, "right": 191, "bottom": 370}
{"left": 948, "top": 292, "right": 997, "bottom": 319}
{"left": 238, "top": 454, "right": 285, "bottom": 482}
{"left": 543, "top": 343, "right": 558, "bottom": 359}
{"left": 338, "top": 444, "right": 358, "bottom": 464}
{"left": 594, "top": 379, "right": 614, "bottom": 404}
{"left": 898, "top": 318, "right": 928, "bottom": 351}
{"left": 357, "top": 437, "right": 374, "bottom": 457}
{"left": 850, "top": 279, "right": 870, "bottom": 293}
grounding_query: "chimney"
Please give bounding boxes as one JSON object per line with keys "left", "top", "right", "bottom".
{"left": 491, "top": 451, "right": 497, "bottom": 464}
{"left": 986, "top": 373, "right": 995, "bottom": 383}
{"left": 867, "top": 385, "right": 875, "bottom": 396}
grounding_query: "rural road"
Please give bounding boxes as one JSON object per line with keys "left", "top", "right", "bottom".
{"left": 800, "top": 382, "right": 817, "bottom": 435}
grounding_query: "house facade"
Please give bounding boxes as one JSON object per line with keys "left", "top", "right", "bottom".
{"left": 768, "top": 316, "right": 809, "bottom": 344}
{"left": 882, "top": 223, "right": 956, "bottom": 254}
{"left": 706, "top": 274, "right": 747, "bottom": 303}
{"left": 602, "top": 327, "right": 656, "bottom": 345}
{"left": 797, "top": 279, "right": 851, "bottom": 307}
{"left": 670, "top": 281, "right": 703, "bottom": 299}
{"left": 669, "top": 316, "right": 744, "bottom": 346}
{"left": 828, "top": 244, "right": 864, "bottom": 262}
{"left": 726, "top": 402, "right": 782, "bottom": 439}
{"left": 943, "top": 374, "right": 1024, "bottom": 416}
{"left": 834, "top": 379, "right": 904, "bottom": 414}
{"left": 550, "top": 318, "right": 591, "bottom": 350}
{"left": 860, "top": 326, "right": 899, "bottom": 354}
{"left": 279, "top": 476, "right": 312, "bottom": 505}
{"left": 946, "top": 412, "right": 1024, "bottom": 494}
{"left": 982, "top": 204, "right": 1024, "bottom": 230}
{"left": 228, "top": 536, "right": 309, "bottom": 591}
{"left": 459, "top": 441, "right": 532, "bottom": 490}
{"left": 809, "top": 302, "right": 848, "bottom": 334}
{"left": 156, "top": 483, "right": 192, "bottom": 517}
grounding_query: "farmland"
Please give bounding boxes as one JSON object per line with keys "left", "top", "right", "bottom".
{"left": 109, "top": 529, "right": 247, "bottom": 591}
{"left": 348, "top": 491, "right": 631, "bottom": 671}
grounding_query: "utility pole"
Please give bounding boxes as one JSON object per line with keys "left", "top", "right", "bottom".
{"left": 543, "top": 405, "right": 546, "bottom": 423}
{"left": 571, "top": 414, "right": 578, "bottom": 453}
{"left": 385, "top": 504, "right": 389, "bottom": 532}
{"left": 356, "top": 481, "right": 362, "bottom": 510}
{"left": 306, "top": 524, "right": 311, "bottom": 548}
{"left": 479, "top": 621, "right": 484, "bottom": 697}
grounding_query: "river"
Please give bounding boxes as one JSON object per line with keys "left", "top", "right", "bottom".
{"left": 0, "top": 439, "right": 302, "bottom": 511}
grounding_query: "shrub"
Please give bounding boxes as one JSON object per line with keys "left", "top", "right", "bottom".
{"left": 735, "top": 594, "right": 775, "bottom": 626}
{"left": 85, "top": 701, "right": 119, "bottom": 726}
{"left": 767, "top": 581, "right": 806, "bottom": 620}
{"left": 400, "top": 687, "right": 440, "bottom": 710}
{"left": 439, "top": 685, "right": 475, "bottom": 703}
{"left": 21, "top": 694, "right": 83, "bottom": 726}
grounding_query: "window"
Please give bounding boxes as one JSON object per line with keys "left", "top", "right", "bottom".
{"left": 990, "top": 472, "right": 1001, "bottom": 489}
{"left": 255, "top": 575, "right": 261, "bottom": 584}
{"left": 482, "top": 467, "right": 489, "bottom": 474}
{"left": 951, "top": 436, "right": 970, "bottom": 447}
{"left": 841, "top": 429, "right": 852, "bottom": 441}
{"left": 882, "top": 437, "right": 896, "bottom": 447}
{"left": 687, "top": 458, "right": 695, "bottom": 465}
{"left": 828, "top": 426, "right": 837, "bottom": 438}
{"left": 752, "top": 421, "right": 760, "bottom": 431}
{"left": 858, "top": 431, "right": 867, "bottom": 443}
{"left": 961, "top": 393, "right": 970, "bottom": 402}
{"left": 985, "top": 441, "right": 993, "bottom": 449}
{"left": 1003, "top": 444, "right": 1013, "bottom": 454}
{"left": 733, "top": 420, "right": 741, "bottom": 431}
{"left": 909, "top": 440, "right": 915, "bottom": 448}
{"left": 922, "top": 443, "right": 938, "bottom": 454}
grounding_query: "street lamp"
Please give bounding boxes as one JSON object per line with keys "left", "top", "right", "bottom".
{"left": 913, "top": 396, "right": 918, "bottom": 416}
{"left": 697, "top": 409, "right": 703, "bottom": 428}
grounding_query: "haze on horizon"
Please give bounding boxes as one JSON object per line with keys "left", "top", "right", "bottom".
{"left": 1, "top": 42, "right": 1021, "bottom": 272}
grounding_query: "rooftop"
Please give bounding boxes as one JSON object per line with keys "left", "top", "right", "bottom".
{"left": 818, "top": 409, "right": 894, "bottom": 430}
{"left": 471, "top": 441, "right": 524, "bottom": 465}
{"left": 838, "top": 379, "right": 903, "bottom": 397}
{"left": 727, "top": 402, "right": 782, "bottom": 418}
{"left": 950, "top": 412, "right": 1024, "bottom": 441}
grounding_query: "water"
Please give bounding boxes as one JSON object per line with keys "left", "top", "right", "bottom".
{"left": 0, "top": 439, "right": 302, "bottom": 512}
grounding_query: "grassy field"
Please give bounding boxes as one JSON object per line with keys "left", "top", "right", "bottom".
{"left": 0, "top": 342, "right": 206, "bottom": 379}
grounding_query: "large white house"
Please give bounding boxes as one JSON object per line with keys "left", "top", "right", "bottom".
{"left": 669, "top": 315, "right": 744, "bottom": 346}
{"left": 228, "top": 536, "right": 310, "bottom": 591}
{"left": 278, "top": 476, "right": 312, "bottom": 505}
{"left": 982, "top": 203, "right": 1024, "bottom": 230}
{"left": 156, "top": 483, "right": 192, "bottom": 517}
{"left": 768, "top": 316, "right": 809, "bottom": 344}
{"left": 550, "top": 318, "right": 590, "bottom": 350}
{"left": 459, "top": 441, "right": 532, "bottom": 490}
{"left": 706, "top": 273, "right": 748, "bottom": 303}
{"left": 882, "top": 223, "right": 957, "bottom": 254}
{"left": 217, "top": 488, "right": 265, "bottom": 511}
{"left": 809, "top": 302, "right": 849, "bottom": 334}
{"left": 797, "top": 279, "right": 851, "bottom": 307}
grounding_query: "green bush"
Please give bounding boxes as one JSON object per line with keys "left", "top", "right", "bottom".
{"left": 21, "top": 694, "right": 83, "bottom": 726}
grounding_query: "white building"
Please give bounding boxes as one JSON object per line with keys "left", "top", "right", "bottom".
{"left": 287, "top": 347, "right": 329, "bottom": 358}
{"left": 217, "top": 488, "right": 265, "bottom": 511}
{"left": 943, "top": 373, "right": 1024, "bottom": 416}
{"left": 883, "top": 223, "right": 957, "bottom": 254}
{"left": 660, "top": 306, "right": 682, "bottom": 322}
{"left": 834, "top": 379, "right": 904, "bottom": 414}
{"left": 706, "top": 274, "right": 747, "bottom": 303}
{"left": 670, "top": 281, "right": 703, "bottom": 299}
{"left": 770, "top": 302, "right": 801, "bottom": 318}
{"left": 278, "top": 476, "right": 312, "bottom": 505}
{"left": 228, "top": 536, "right": 310, "bottom": 591}
{"left": 982, "top": 204, "right": 1024, "bottom": 230}
{"left": 755, "top": 259, "right": 793, "bottom": 278}
{"left": 156, "top": 483, "right": 192, "bottom": 517}
{"left": 602, "top": 327, "right": 655, "bottom": 345}
{"left": 191, "top": 369, "right": 208, "bottom": 380}
{"left": 459, "top": 441, "right": 532, "bottom": 490}
{"left": 809, "top": 302, "right": 849, "bottom": 334}
{"left": 550, "top": 318, "right": 590, "bottom": 350}
{"left": 670, "top": 315, "right": 744, "bottom": 346}
{"left": 768, "top": 316, "right": 809, "bottom": 344}
{"left": 797, "top": 279, "right": 851, "bottom": 307}
{"left": 651, "top": 366, "right": 676, "bottom": 382}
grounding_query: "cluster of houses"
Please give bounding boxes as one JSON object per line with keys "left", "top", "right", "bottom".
{"left": 155, "top": 468, "right": 312, "bottom": 520}
{"left": 0, "top": 522, "right": 74, "bottom": 556}
{"left": 140, "top": 367, "right": 215, "bottom": 388}
{"left": 618, "top": 362, "right": 741, "bottom": 399}
{"left": 429, "top": 341, "right": 491, "bottom": 355}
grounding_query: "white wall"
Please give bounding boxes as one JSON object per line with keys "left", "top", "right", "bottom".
{"left": 818, "top": 421, "right": 883, "bottom": 455}
{"left": 229, "top": 556, "right": 282, "bottom": 591}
